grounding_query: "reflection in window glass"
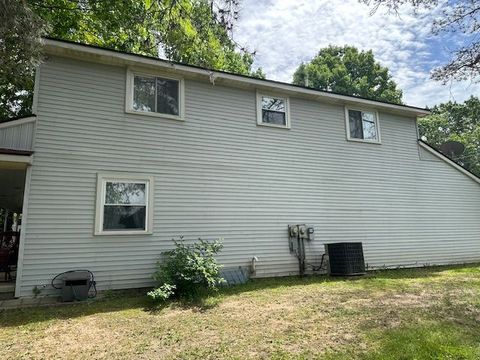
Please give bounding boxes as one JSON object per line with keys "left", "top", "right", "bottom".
{"left": 156, "top": 78, "right": 179, "bottom": 115}
{"left": 261, "top": 96, "right": 287, "bottom": 126}
{"left": 133, "top": 75, "right": 180, "bottom": 116}
{"left": 105, "top": 182, "right": 145, "bottom": 205}
{"left": 262, "top": 97, "right": 286, "bottom": 112}
{"left": 133, "top": 76, "right": 156, "bottom": 112}
{"left": 262, "top": 110, "right": 286, "bottom": 125}
{"left": 103, "top": 206, "right": 146, "bottom": 231}
{"left": 348, "top": 110, "right": 363, "bottom": 139}
{"left": 362, "top": 118, "right": 377, "bottom": 140}
{"left": 348, "top": 109, "right": 378, "bottom": 141}
{"left": 103, "top": 181, "right": 147, "bottom": 231}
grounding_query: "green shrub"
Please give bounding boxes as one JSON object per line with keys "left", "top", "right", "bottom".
{"left": 147, "top": 283, "right": 176, "bottom": 301}
{"left": 148, "top": 237, "right": 224, "bottom": 301}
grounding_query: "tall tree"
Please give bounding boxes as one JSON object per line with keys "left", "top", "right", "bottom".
{"left": 419, "top": 96, "right": 480, "bottom": 177}
{"left": 0, "top": 0, "right": 45, "bottom": 119}
{"left": 361, "top": 0, "right": 480, "bottom": 83}
{"left": 0, "top": 0, "right": 263, "bottom": 120}
{"left": 293, "top": 45, "right": 403, "bottom": 104}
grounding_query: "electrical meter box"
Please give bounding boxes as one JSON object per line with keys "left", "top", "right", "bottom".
{"left": 288, "top": 224, "right": 299, "bottom": 253}
{"left": 305, "top": 225, "right": 315, "bottom": 241}
{"left": 288, "top": 224, "right": 315, "bottom": 253}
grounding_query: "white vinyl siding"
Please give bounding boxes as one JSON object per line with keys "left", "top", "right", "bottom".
{"left": 15, "top": 56, "right": 480, "bottom": 297}
{"left": 0, "top": 117, "right": 36, "bottom": 151}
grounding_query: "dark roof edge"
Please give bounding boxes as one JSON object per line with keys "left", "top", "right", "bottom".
{"left": 418, "top": 139, "right": 480, "bottom": 183}
{"left": 0, "top": 148, "right": 34, "bottom": 156}
{"left": 0, "top": 114, "right": 36, "bottom": 124}
{"left": 43, "top": 37, "right": 430, "bottom": 114}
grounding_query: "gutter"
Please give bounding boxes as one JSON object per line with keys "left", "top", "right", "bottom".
{"left": 0, "top": 148, "right": 34, "bottom": 156}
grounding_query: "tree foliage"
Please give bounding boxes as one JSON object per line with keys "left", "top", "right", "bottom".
{"left": 0, "top": 0, "right": 263, "bottom": 119}
{"left": 419, "top": 96, "right": 480, "bottom": 177}
{"left": 0, "top": 0, "right": 45, "bottom": 119}
{"left": 361, "top": 0, "right": 480, "bottom": 82}
{"left": 30, "top": 0, "right": 260, "bottom": 74}
{"left": 293, "top": 45, "right": 403, "bottom": 104}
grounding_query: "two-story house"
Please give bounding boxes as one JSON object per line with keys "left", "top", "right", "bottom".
{"left": 1, "top": 38, "right": 479, "bottom": 298}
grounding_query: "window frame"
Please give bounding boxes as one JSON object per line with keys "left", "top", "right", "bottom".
{"left": 256, "top": 91, "right": 291, "bottom": 129}
{"left": 95, "top": 173, "right": 154, "bottom": 236}
{"left": 126, "top": 68, "right": 185, "bottom": 121}
{"left": 345, "top": 107, "right": 381, "bottom": 144}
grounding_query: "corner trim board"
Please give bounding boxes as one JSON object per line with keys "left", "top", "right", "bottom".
{"left": 14, "top": 165, "right": 33, "bottom": 298}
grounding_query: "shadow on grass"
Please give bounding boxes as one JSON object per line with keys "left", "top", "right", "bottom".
{"left": 146, "top": 288, "right": 221, "bottom": 315}
{"left": 0, "top": 288, "right": 222, "bottom": 328}
{"left": 1, "top": 263, "right": 478, "bottom": 329}
{"left": 0, "top": 288, "right": 152, "bottom": 329}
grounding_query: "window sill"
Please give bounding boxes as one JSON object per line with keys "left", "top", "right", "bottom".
{"left": 125, "top": 109, "right": 185, "bottom": 121}
{"left": 257, "top": 122, "right": 291, "bottom": 130}
{"left": 94, "top": 230, "right": 153, "bottom": 236}
{"left": 346, "top": 137, "right": 381, "bottom": 145}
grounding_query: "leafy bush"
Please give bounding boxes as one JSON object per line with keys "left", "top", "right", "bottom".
{"left": 148, "top": 237, "right": 224, "bottom": 301}
{"left": 147, "top": 283, "right": 176, "bottom": 302}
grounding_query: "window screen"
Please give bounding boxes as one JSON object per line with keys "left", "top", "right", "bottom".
{"left": 133, "top": 76, "right": 179, "bottom": 116}
{"left": 261, "top": 96, "right": 287, "bottom": 126}
{"left": 348, "top": 109, "right": 378, "bottom": 141}
{"left": 103, "top": 181, "right": 147, "bottom": 231}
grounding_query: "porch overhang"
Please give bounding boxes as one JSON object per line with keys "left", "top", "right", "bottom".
{"left": 0, "top": 149, "right": 33, "bottom": 169}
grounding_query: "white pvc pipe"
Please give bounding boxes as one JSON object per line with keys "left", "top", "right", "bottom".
{"left": 3, "top": 209, "right": 8, "bottom": 232}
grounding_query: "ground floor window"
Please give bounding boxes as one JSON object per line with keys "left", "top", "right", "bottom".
{"left": 95, "top": 173, "right": 154, "bottom": 235}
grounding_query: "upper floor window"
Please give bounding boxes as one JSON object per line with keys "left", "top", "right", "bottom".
{"left": 126, "top": 69, "right": 184, "bottom": 120}
{"left": 346, "top": 108, "right": 380, "bottom": 143}
{"left": 257, "top": 93, "right": 290, "bottom": 129}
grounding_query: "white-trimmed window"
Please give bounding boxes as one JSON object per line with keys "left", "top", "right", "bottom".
{"left": 95, "top": 173, "right": 154, "bottom": 235}
{"left": 345, "top": 108, "right": 381, "bottom": 143}
{"left": 126, "top": 69, "right": 184, "bottom": 120}
{"left": 256, "top": 92, "right": 290, "bottom": 128}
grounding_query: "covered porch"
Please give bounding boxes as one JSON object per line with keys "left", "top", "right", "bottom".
{"left": 0, "top": 150, "right": 31, "bottom": 298}
{"left": 0, "top": 115, "right": 35, "bottom": 298}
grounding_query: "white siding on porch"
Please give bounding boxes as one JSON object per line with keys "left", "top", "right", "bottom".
{"left": 16, "top": 56, "right": 480, "bottom": 297}
{"left": 0, "top": 118, "right": 35, "bottom": 151}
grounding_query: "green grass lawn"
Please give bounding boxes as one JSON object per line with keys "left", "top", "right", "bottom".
{"left": 1, "top": 264, "right": 480, "bottom": 359}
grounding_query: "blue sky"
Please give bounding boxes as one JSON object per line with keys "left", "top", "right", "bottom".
{"left": 233, "top": 0, "right": 479, "bottom": 107}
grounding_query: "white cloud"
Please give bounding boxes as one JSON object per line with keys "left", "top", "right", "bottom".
{"left": 233, "top": 0, "right": 479, "bottom": 107}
